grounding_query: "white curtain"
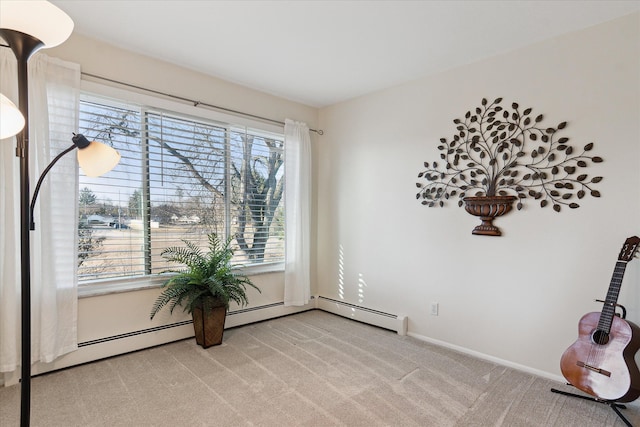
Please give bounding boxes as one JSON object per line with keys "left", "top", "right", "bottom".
{"left": 0, "top": 50, "right": 80, "bottom": 374}
{"left": 283, "top": 119, "right": 311, "bottom": 306}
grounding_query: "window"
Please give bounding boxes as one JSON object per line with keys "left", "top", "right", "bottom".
{"left": 77, "top": 95, "right": 285, "bottom": 283}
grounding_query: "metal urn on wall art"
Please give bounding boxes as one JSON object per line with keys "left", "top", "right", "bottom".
{"left": 415, "top": 97, "right": 603, "bottom": 236}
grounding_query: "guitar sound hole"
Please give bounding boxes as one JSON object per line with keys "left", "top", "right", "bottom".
{"left": 592, "top": 329, "right": 610, "bottom": 345}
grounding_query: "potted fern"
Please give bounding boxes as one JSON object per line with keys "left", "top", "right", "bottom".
{"left": 150, "top": 233, "right": 260, "bottom": 348}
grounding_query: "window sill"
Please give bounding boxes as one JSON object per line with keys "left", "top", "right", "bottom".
{"left": 235, "top": 261, "right": 284, "bottom": 275}
{"left": 78, "top": 276, "right": 163, "bottom": 298}
{"left": 78, "top": 262, "right": 284, "bottom": 298}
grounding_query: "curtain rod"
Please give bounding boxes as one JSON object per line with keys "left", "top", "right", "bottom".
{"left": 81, "top": 72, "right": 324, "bottom": 135}
{"left": 1, "top": 43, "right": 322, "bottom": 134}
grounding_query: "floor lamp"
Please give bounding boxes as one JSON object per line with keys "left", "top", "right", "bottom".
{"left": 0, "top": 2, "right": 120, "bottom": 426}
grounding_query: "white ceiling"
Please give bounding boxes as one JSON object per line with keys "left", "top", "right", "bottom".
{"left": 50, "top": 0, "right": 640, "bottom": 108}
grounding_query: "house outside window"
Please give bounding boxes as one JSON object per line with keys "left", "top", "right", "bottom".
{"left": 77, "top": 93, "right": 285, "bottom": 286}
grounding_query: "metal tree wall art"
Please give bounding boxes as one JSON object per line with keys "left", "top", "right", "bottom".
{"left": 415, "top": 97, "right": 603, "bottom": 236}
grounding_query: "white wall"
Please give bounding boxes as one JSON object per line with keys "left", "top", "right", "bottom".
{"left": 317, "top": 13, "right": 640, "bottom": 378}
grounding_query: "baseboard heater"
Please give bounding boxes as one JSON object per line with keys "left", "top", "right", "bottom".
{"left": 316, "top": 296, "right": 407, "bottom": 335}
{"left": 77, "top": 300, "right": 312, "bottom": 348}
{"left": 76, "top": 296, "right": 406, "bottom": 349}
{"left": 78, "top": 320, "right": 194, "bottom": 347}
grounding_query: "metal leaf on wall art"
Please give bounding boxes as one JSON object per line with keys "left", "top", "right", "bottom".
{"left": 415, "top": 97, "right": 604, "bottom": 236}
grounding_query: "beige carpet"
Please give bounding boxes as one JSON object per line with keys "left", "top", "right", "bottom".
{"left": 1, "top": 310, "right": 638, "bottom": 426}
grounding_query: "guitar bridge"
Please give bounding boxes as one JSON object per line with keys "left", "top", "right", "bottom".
{"left": 576, "top": 361, "right": 612, "bottom": 377}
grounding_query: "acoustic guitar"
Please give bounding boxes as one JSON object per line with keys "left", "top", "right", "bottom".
{"left": 560, "top": 236, "right": 640, "bottom": 402}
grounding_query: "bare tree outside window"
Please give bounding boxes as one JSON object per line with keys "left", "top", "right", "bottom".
{"left": 233, "top": 133, "right": 284, "bottom": 262}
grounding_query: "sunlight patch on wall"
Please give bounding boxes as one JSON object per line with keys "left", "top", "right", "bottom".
{"left": 338, "top": 244, "right": 345, "bottom": 300}
{"left": 358, "top": 273, "right": 367, "bottom": 305}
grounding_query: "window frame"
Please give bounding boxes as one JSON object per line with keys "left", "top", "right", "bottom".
{"left": 77, "top": 80, "right": 285, "bottom": 297}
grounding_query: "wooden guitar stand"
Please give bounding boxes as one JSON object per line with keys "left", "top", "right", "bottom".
{"left": 551, "top": 303, "right": 634, "bottom": 427}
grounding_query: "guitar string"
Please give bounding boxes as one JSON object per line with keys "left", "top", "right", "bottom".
{"left": 587, "top": 270, "right": 607, "bottom": 367}
{"left": 596, "top": 277, "right": 613, "bottom": 364}
{"left": 587, "top": 262, "right": 625, "bottom": 372}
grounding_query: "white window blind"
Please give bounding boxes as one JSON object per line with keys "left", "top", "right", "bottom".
{"left": 77, "top": 95, "right": 285, "bottom": 283}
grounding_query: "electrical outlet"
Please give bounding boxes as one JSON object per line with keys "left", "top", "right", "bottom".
{"left": 430, "top": 302, "right": 439, "bottom": 316}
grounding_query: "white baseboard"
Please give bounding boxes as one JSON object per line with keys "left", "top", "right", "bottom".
{"left": 407, "top": 331, "right": 565, "bottom": 384}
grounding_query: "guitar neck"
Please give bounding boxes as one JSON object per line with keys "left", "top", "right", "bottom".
{"left": 597, "top": 260, "right": 628, "bottom": 333}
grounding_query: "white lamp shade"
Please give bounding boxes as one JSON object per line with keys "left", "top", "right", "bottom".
{"left": 0, "top": 1, "right": 74, "bottom": 48}
{"left": 76, "top": 140, "right": 121, "bottom": 177}
{"left": 0, "top": 93, "right": 25, "bottom": 139}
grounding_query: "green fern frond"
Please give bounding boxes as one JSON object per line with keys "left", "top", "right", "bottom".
{"left": 150, "top": 233, "right": 261, "bottom": 319}
{"left": 150, "top": 279, "right": 192, "bottom": 319}
{"left": 161, "top": 243, "right": 206, "bottom": 271}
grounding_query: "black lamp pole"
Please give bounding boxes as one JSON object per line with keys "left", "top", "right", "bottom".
{"left": 0, "top": 28, "right": 45, "bottom": 427}
{"left": 1, "top": 31, "right": 117, "bottom": 424}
